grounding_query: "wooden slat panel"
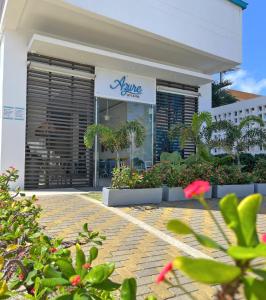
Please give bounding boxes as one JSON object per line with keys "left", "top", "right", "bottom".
{"left": 25, "top": 54, "right": 95, "bottom": 189}
{"left": 155, "top": 81, "right": 198, "bottom": 160}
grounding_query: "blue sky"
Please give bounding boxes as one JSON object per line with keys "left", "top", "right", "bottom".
{"left": 225, "top": 0, "right": 266, "bottom": 95}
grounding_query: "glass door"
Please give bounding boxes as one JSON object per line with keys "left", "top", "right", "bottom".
{"left": 95, "top": 98, "right": 154, "bottom": 187}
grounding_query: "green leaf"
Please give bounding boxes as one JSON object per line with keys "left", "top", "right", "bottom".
{"left": 238, "top": 194, "right": 262, "bottom": 246}
{"left": 43, "top": 265, "right": 62, "bottom": 278}
{"left": 76, "top": 244, "right": 86, "bottom": 274}
{"left": 145, "top": 296, "right": 157, "bottom": 300}
{"left": 93, "top": 279, "right": 121, "bottom": 291}
{"left": 56, "top": 260, "right": 76, "bottom": 279}
{"left": 195, "top": 234, "right": 225, "bottom": 251}
{"left": 252, "top": 269, "right": 266, "bottom": 281}
{"left": 0, "top": 281, "right": 8, "bottom": 296}
{"left": 83, "top": 223, "right": 89, "bottom": 232}
{"left": 173, "top": 257, "right": 241, "bottom": 284}
{"left": 120, "top": 278, "right": 137, "bottom": 300}
{"left": 167, "top": 220, "right": 193, "bottom": 235}
{"left": 85, "top": 263, "right": 115, "bottom": 285}
{"left": 228, "top": 244, "right": 266, "bottom": 260}
{"left": 25, "top": 270, "right": 37, "bottom": 286}
{"left": 53, "top": 294, "right": 73, "bottom": 300}
{"left": 40, "top": 278, "right": 69, "bottom": 288}
{"left": 244, "top": 277, "right": 266, "bottom": 300}
{"left": 73, "top": 289, "right": 92, "bottom": 300}
{"left": 219, "top": 194, "right": 245, "bottom": 245}
{"left": 89, "top": 247, "right": 98, "bottom": 263}
{"left": 167, "top": 220, "right": 224, "bottom": 250}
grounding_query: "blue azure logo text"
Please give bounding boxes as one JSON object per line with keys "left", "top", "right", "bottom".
{"left": 110, "top": 76, "right": 143, "bottom": 98}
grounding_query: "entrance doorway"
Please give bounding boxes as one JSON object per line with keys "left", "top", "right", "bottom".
{"left": 95, "top": 98, "right": 154, "bottom": 187}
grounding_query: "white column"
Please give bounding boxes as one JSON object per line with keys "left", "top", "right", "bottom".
{"left": 198, "top": 83, "right": 212, "bottom": 112}
{"left": 0, "top": 31, "right": 28, "bottom": 189}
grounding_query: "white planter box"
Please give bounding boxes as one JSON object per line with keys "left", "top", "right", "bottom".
{"left": 213, "top": 184, "right": 254, "bottom": 199}
{"left": 103, "top": 187, "right": 163, "bottom": 207}
{"left": 254, "top": 183, "right": 266, "bottom": 195}
{"left": 163, "top": 186, "right": 212, "bottom": 202}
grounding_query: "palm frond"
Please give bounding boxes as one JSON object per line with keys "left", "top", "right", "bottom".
{"left": 121, "top": 121, "right": 145, "bottom": 148}
{"left": 239, "top": 115, "right": 264, "bottom": 130}
{"left": 84, "top": 124, "right": 114, "bottom": 149}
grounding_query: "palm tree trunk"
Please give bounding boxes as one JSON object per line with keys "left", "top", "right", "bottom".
{"left": 116, "top": 151, "right": 120, "bottom": 169}
{"left": 236, "top": 153, "right": 241, "bottom": 167}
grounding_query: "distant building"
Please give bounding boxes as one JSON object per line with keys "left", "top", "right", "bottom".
{"left": 211, "top": 95, "right": 266, "bottom": 155}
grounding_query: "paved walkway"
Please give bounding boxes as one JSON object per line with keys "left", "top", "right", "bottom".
{"left": 38, "top": 194, "right": 266, "bottom": 299}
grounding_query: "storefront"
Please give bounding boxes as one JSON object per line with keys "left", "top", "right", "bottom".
{"left": 24, "top": 54, "right": 199, "bottom": 189}
{"left": 0, "top": 0, "right": 245, "bottom": 190}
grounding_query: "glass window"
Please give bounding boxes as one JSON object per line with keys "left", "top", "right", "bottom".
{"left": 96, "top": 98, "right": 154, "bottom": 186}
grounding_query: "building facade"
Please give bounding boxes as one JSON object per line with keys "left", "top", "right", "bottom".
{"left": 211, "top": 95, "right": 266, "bottom": 155}
{"left": 0, "top": 0, "right": 246, "bottom": 189}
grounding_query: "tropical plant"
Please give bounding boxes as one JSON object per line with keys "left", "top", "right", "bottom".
{"left": 0, "top": 167, "right": 137, "bottom": 299}
{"left": 157, "top": 180, "right": 266, "bottom": 300}
{"left": 209, "top": 116, "right": 266, "bottom": 165}
{"left": 111, "top": 166, "right": 162, "bottom": 189}
{"left": 123, "top": 120, "right": 145, "bottom": 169}
{"left": 160, "top": 151, "right": 182, "bottom": 165}
{"left": 84, "top": 121, "right": 145, "bottom": 168}
{"left": 253, "top": 159, "right": 266, "bottom": 183}
{"left": 212, "top": 80, "right": 237, "bottom": 108}
{"left": 168, "top": 112, "right": 212, "bottom": 160}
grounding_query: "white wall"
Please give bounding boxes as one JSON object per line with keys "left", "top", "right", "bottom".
{"left": 63, "top": 0, "right": 242, "bottom": 65}
{"left": 198, "top": 83, "right": 212, "bottom": 112}
{"left": 0, "top": 30, "right": 27, "bottom": 189}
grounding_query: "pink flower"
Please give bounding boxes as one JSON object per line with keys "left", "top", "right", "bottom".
{"left": 156, "top": 262, "right": 173, "bottom": 284}
{"left": 70, "top": 275, "right": 81, "bottom": 286}
{"left": 49, "top": 247, "right": 58, "bottom": 253}
{"left": 184, "top": 180, "right": 210, "bottom": 199}
{"left": 261, "top": 234, "right": 266, "bottom": 244}
{"left": 18, "top": 273, "right": 24, "bottom": 281}
{"left": 30, "top": 288, "right": 35, "bottom": 295}
{"left": 83, "top": 263, "right": 91, "bottom": 269}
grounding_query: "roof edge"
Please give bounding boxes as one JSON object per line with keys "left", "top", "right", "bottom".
{"left": 228, "top": 0, "right": 248, "bottom": 10}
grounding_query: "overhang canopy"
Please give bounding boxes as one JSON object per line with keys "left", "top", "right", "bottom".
{"left": 28, "top": 34, "right": 212, "bottom": 86}
{"left": 228, "top": 0, "right": 248, "bottom": 10}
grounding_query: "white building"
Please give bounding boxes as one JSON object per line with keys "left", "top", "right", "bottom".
{"left": 0, "top": 0, "right": 247, "bottom": 189}
{"left": 211, "top": 96, "right": 266, "bottom": 155}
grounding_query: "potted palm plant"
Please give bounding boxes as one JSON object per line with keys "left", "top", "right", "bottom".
{"left": 84, "top": 121, "right": 163, "bottom": 206}
{"left": 163, "top": 112, "right": 213, "bottom": 201}
{"left": 84, "top": 121, "right": 145, "bottom": 169}
{"left": 168, "top": 112, "right": 213, "bottom": 160}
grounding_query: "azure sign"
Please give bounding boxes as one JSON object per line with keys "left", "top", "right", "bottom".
{"left": 95, "top": 68, "right": 156, "bottom": 105}
{"left": 110, "top": 76, "right": 143, "bottom": 98}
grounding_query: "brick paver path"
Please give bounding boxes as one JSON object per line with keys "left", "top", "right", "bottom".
{"left": 38, "top": 194, "right": 266, "bottom": 300}
{"left": 120, "top": 199, "right": 266, "bottom": 264}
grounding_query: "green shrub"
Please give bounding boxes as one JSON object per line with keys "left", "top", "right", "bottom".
{"left": 111, "top": 166, "right": 162, "bottom": 189}
{"left": 212, "top": 165, "right": 254, "bottom": 185}
{"left": 253, "top": 159, "right": 266, "bottom": 183}
{"left": 240, "top": 153, "right": 256, "bottom": 172}
{"left": 160, "top": 151, "right": 182, "bottom": 165}
{"left": 0, "top": 167, "right": 137, "bottom": 299}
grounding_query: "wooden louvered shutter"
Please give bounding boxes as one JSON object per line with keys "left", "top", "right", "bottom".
{"left": 25, "top": 54, "right": 95, "bottom": 189}
{"left": 155, "top": 80, "right": 198, "bottom": 160}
